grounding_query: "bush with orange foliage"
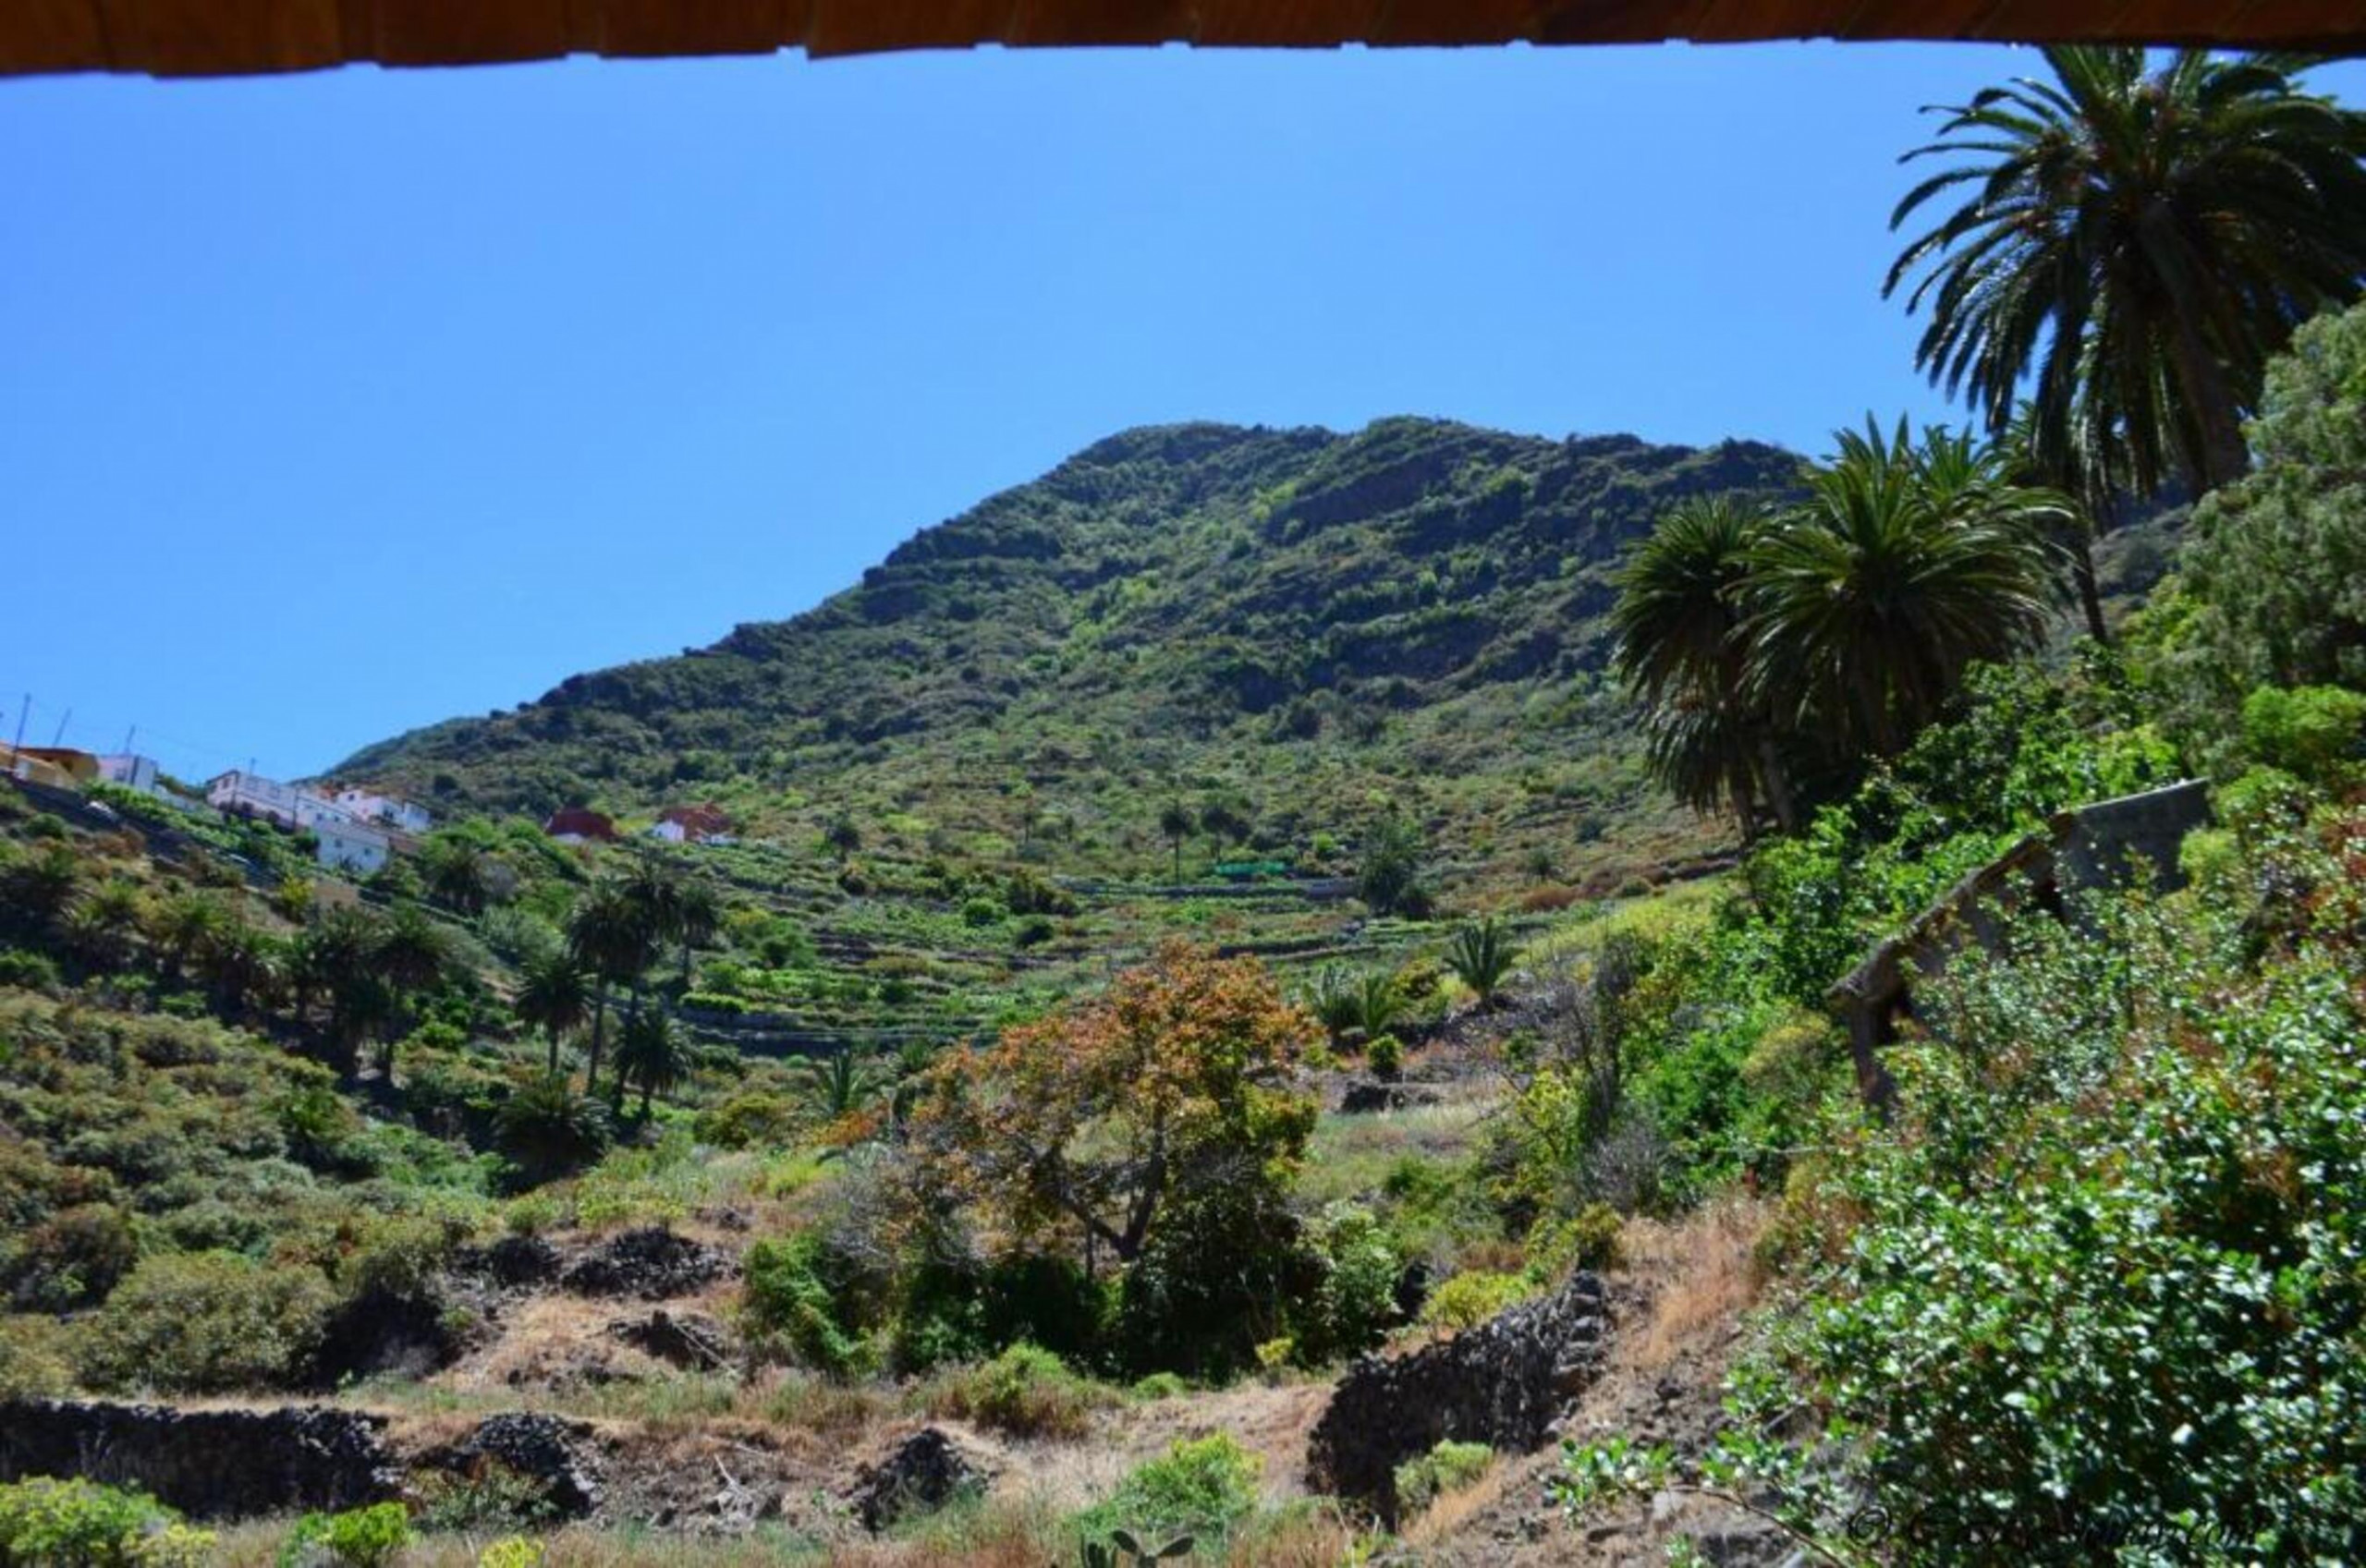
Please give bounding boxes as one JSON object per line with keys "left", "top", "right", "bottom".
{"left": 907, "top": 942, "right": 1320, "bottom": 1270}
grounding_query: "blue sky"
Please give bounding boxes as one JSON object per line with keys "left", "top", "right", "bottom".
{"left": 5, "top": 43, "right": 2358, "bottom": 784}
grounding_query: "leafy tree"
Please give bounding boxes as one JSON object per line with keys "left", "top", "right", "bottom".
{"left": 1614, "top": 495, "right": 1795, "bottom": 834}
{"left": 1355, "top": 814, "right": 1430, "bottom": 917}
{"left": 615, "top": 1007, "right": 692, "bottom": 1116}
{"left": 823, "top": 815, "right": 863, "bottom": 861}
{"left": 910, "top": 942, "right": 1319, "bottom": 1268}
{"left": 1445, "top": 917, "right": 1520, "bottom": 1007}
{"left": 1743, "top": 420, "right": 2066, "bottom": 758}
{"left": 514, "top": 949, "right": 590, "bottom": 1076}
{"left": 2161, "top": 298, "right": 2366, "bottom": 731}
{"left": 1888, "top": 49, "right": 2366, "bottom": 498}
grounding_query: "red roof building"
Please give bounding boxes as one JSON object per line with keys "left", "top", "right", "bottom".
{"left": 543, "top": 807, "right": 618, "bottom": 844}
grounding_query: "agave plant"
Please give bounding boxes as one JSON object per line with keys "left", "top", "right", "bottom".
{"left": 1082, "top": 1528, "right": 1194, "bottom": 1567}
{"left": 1445, "top": 917, "right": 1520, "bottom": 1007}
{"left": 1304, "top": 965, "right": 1364, "bottom": 1050}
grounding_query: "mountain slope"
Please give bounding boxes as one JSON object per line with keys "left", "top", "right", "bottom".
{"left": 337, "top": 417, "right": 1802, "bottom": 893}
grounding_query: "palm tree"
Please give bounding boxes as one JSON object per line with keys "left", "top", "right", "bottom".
{"left": 567, "top": 877, "right": 656, "bottom": 1093}
{"left": 1742, "top": 420, "right": 2067, "bottom": 759}
{"left": 673, "top": 874, "right": 722, "bottom": 990}
{"left": 516, "top": 949, "right": 590, "bottom": 1076}
{"left": 1157, "top": 801, "right": 1193, "bottom": 885}
{"left": 63, "top": 879, "right": 145, "bottom": 972}
{"left": 616, "top": 1007, "right": 693, "bottom": 1116}
{"left": 1887, "top": 49, "right": 2366, "bottom": 500}
{"left": 795, "top": 1047, "right": 882, "bottom": 1127}
{"left": 1612, "top": 495, "right": 1796, "bottom": 835}
{"left": 294, "top": 908, "right": 376, "bottom": 1070}
{"left": 420, "top": 837, "right": 494, "bottom": 917}
{"left": 369, "top": 905, "right": 450, "bottom": 1076}
{"left": 200, "top": 919, "right": 281, "bottom": 1022}
{"left": 146, "top": 889, "right": 226, "bottom": 988}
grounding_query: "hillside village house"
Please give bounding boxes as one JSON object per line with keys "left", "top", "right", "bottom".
{"left": 332, "top": 786, "right": 433, "bottom": 833}
{"left": 99, "top": 753, "right": 161, "bottom": 794}
{"left": 206, "top": 769, "right": 355, "bottom": 830}
{"left": 312, "top": 816, "right": 392, "bottom": 876}
{"left": 3, "top": 746, "right": 101, "bottom": 789}
{"left": 650, "top": 804, "right": 733, "bottom": 845}
{"left": 544, "top": 807, "right": 618, "bottom": 845}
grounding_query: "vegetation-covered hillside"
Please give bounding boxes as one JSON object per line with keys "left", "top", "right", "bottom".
{"left": 337, "top": 419, "right": 1802, "bottom": 891}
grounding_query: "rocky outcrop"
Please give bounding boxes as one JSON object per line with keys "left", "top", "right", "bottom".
{"left": 417, "top": 1414, "right": 604, "bottom": 1519}
{"left": 610, "top": 1308, "right": 736, "bottom": 1371}
{"left": 1307, "top": 1271, "right": 1609, "bottom": 1523}
{"left": 1338, "top": 1079, "right": 1441, "bottom": 1114}
{"left": 460, "top": 1234, "right": 562, "bottom": 1290}
{"left": 561, "top": 1227, "right": 732, "bottom": 1300}
{"left": 848, "top": 1428, "right": 992, "bottom": 1533}
{"left": 0, "top": 1401, "right": 399, "bottom": 1519}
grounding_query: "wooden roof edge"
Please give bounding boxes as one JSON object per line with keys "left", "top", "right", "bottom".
{"left": 6, "top": 3, "right": 2366, "bottom": 79}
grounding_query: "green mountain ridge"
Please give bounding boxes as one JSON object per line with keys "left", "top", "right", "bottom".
{"left": 336, "top": 415, "right": 1804, "bottom": 892}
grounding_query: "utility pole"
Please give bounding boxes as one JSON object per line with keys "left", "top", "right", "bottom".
{"left": 121, "top": 724, "right": 137, "bottom": 755}
{"left": 9, "top": 693, "right": 27, "bottom": 764}
{"left": 49, "top": 708, "right": 69, "bottom": 748}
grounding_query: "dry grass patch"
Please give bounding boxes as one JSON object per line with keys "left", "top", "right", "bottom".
{"left": 1615, "top": 1194, "right": 1766, "bottom": 1374}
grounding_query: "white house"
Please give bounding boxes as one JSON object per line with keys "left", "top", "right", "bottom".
{"left": 332, "top": 787, "right": 433, "bottom": 833}
{"left": 313, "top": 817, "right": 391, "bottom": 876}
{"left": 207, "top": 770, "right": 355, "bottom": 831}
{"left": 99, "top": 753, "right": 162, "bottom": 795}
{"left": 209, "top": 770, "right": 302, "bottom": 825}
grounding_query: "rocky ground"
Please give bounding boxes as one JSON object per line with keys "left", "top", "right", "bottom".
{"left": 2, "top": 1136, "right": 1782, "bottom": 1565}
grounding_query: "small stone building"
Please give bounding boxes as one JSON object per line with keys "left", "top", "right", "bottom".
{"left": 1828, "top": 779, "right": 2213, "bottom": 1108}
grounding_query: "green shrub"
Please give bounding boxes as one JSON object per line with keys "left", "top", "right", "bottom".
{"left": 1525, "top": 1203, "right": 1623, "bottom": 1282}
{"left": 4, "top": 1202, "right": 139, "bottom": 1311}
{"left": 1588, "top": 854, "right": 2366, "bottom": 1562}
{"left": 79, "top": 1250, "right": 334, "bottom": 1393}
{"left": 276, "top": 1501, "right": 411, "bottom": 1568}
{"left": 474, "top": 1539, "right": 544, "bottom": 1568}
{"left": 0, "top": 1316, "right": 77, "bottom": 1401}
{"left": 1364, "top": 1033, "right": 1403, "bottom": 1081}
{"left": 692, "top": 1090, "right": 798, "bottom": 1149}
{"left": 0, "top": 948, "right": 61, "bottom": 991}
{"left": 931, "top": 1342, "right": 1114, "bottom": 1440}
{"left": 740, "top": 1234, "right": 871, "bottom": 1377}
{"left": 0, "top": 1477, "right": 214, "bottom": 1567}
{"left": 1131, "top": 1371, "right": 1189, "bottom": 1401}
{"left": 1291, "top": 1202, "right": 1401, "bottom": 1365}
{"left": 1420, "top": 1270, "right": 1531, "bottom": 1331}
{"left": 1393, "top": 1440, "right": 1493, "bottom": 1517}
{"left": 1073, "top": 1434, "right": 1262, "bottom": 1554}
{"left": 409, "top": 1464, "right": 554, "bottom": 1535}
{"left": 2240, "top": 683, "right": 2366, "bottom": 780}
